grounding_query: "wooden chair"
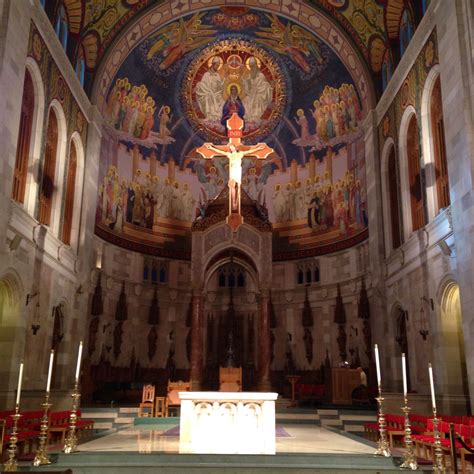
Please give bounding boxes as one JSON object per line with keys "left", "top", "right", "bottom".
{"left": 138, "top": 384, "right": 155, "bottom": 417}
{"left": 154, "top": 397, "right": 166, "bottom": 417}
{"left": 166, "top": 380, "right": 191, "bottom": 417}
{"left": 219, "top": 367, "right": 242, "bottom": 392}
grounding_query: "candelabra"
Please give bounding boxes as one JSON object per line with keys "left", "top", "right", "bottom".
{"left": 399, "top": 398, "right": 418, "bottom": 470}
{"left": 432, "top": 409, "right": 445, "bottom": 473}
{"left": 32, "top": 392, "right": 52, "bottom": 466}
{"left": 3, "top": 405, "right": 21, "bottom": 472}
{"left": 63, "top": 382, "right": 81, "bottom": 454}
{"left": 374, "top": 386, "right": 391, "bottom": 457}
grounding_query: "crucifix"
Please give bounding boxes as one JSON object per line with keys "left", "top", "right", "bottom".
{"left": 196, "top": 113, "right": 274, "bottom": 231}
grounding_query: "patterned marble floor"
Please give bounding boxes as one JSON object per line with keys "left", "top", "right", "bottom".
{"left": 78, "top": 423, "right": 375, "bottom": 455}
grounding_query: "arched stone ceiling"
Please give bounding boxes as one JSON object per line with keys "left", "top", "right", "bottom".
{"left": 61, "top": 0, "right": 411, "bottom": 84}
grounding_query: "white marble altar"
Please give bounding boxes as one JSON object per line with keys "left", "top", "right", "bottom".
{"left": 179, "top": 391, "right": 278, "bottom": 454}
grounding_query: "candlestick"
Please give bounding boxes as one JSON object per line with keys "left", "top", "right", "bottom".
{"left": 400, "top": 396, "right": 418, "bottom": 470}
{"left": 75, "top": 341, "right": 83, "bottom": 383}
{"left": 432, "top": 407, "right": 445, "bottom": 473}
{"left": 15, "top": 362, "right": 24, "bottom": 406}
{"left": 374, "top": 385, "right": 391, "bottom": 457}
{"left": 3, "top": 404, "right": 22, "bottom": 471}
{"left": 46, "top": 350, "right": 54, "bottom": 393}
{"left": 402, "top": 353, "right": 407, "bottom": 397}
{"left": 32, "top": 392, "right": 52, "bottom": 466}
{"left": 428, "top": 363, "right": 436, "bottom": 410}
{"left": 63, "top": 381, "right": 81, "bottom": 454}
{"left": 374, "top": 344, "right": 381, "bottom": 387}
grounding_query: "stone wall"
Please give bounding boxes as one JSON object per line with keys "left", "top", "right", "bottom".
{"left": 0, "top": 0, "right": 99, "bottom": 409}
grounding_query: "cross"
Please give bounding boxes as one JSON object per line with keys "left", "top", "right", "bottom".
{"left": 196, "top": 113, "right": 274, "bottom": 231}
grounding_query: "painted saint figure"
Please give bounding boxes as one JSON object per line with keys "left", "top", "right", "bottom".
{"left": 195, "top": 56, "right": 224, "bottom": 121}
{"left": 243, "top": 56, "right": 272, "bottom": 121}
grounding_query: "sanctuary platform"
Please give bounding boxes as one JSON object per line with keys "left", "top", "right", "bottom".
{"left": 16, "top": 407, "right": 434, "bottom": 473}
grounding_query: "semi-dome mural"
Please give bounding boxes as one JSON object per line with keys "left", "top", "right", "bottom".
{"left": 94, "top": 6, "right": 369, "bottom": 260}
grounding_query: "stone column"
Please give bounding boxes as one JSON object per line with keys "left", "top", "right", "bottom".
{"left": 190, "top": 292, "right": 203, "bottom": 390}
{"left": 257, "top": 289, "right": 272, "bottom": 391}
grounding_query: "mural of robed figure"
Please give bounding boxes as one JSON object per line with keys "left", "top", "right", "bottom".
{"left": 195, "top": 56, "right": 224, "bottom": 121}
{"left": 221, "top": 84, "right": 245, "bottom": 127}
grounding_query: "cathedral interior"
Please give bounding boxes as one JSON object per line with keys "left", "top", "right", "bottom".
{"left": 0, "top": 0, "right": 473, "bottom": 471}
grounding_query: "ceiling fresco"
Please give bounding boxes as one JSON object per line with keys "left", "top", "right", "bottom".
{"left": 61, "top": 0, "right": 414, "bottom": 81}
{"left": 94, "top": 6, "right": 369, "bottom": 260}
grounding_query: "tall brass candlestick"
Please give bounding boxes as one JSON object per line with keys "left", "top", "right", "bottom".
{"left": 63, "top": 381, "right": 81, "bottom": 454}
{"left": 32, "top": 392, "right": 52, "bottom": 466}
{"left": 374, "top": 385, "right": 391, "bottom": 457}
{"left": 399, "top": 397, "right": 418, "bottom": 470}
{"left": 3, "top": 404, "right": 22, "bottom": 472}
{"left": 432, "top": 408, "right": 445, "bottom": 473}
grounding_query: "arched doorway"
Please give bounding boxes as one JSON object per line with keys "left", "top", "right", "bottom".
{"left": 440, "top": 282, "right": 469, "bottom": 409}
{"left": 0, "top": 272, "right": 22, "bottom": 406}
{"left": 203, "top": 259, "right": 259, "bottom": 391}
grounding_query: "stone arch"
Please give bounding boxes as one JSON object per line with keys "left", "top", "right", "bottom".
{"left": 24, "top": 57, "right": 46, "bottom": 216}
{"left": 0, "top": 269, "right": 23, "bottom": 310}
{"left": 48, "top": 99, "right": 68, "bottom": 237}
{"left": 398, "top": 105, "right": 424, "bottom": 240}
{"left": 380, "top": 137, "right": 402, "bottom": 254}
{"left": 0, "top": 270, "right": 24, "bottom": 395}
{"left": 63, "top": 131, "right": 85, "bottom": 252}
{"left": 199, "top": 226, "right": 263, "bottom": 289}
{"left": 421, "top": 64, "right": 444, "bottom": 220}
{"left": 204, "top": 247, "right": 259, "bottom": 292}
{"left": 437, "top": 278, "right": 470, "bottom": 410}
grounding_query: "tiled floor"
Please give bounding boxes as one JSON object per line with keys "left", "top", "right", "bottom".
{"left": 78, "top": 423, "right": 375, "bottom": 455}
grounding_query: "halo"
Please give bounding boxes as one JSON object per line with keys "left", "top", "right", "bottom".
{"left": 207, "top": 55, "right": 223, "bottom": 70}
{"left": 226, "top": 54, "right": 243, "bottom": 70}
{"left": 226, "top": 82, "right": 241, "bottom": 96}
{"left": 245, "top": 56, "right": 262, "bottom": 69}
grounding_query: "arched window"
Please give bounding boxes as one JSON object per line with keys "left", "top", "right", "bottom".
{"left": 75, "top": 46, "right": 86, "bottom": 87}
{"left": 12, "top": 70, "right": 34, "bottom": 203}
{"left": 399, "top": 8, "right": 414, "bottom": 56}
{"left": 381, "top": 50, "right": 393, "bottom": 92}
{"left": 407, "top": 116, "right": 425, "bottom": 231}
{"left": 297, "top": 269, "right": 304, "bottom": 285}
{"left": 387, "top": 147, "right": 402, "bottom": 249}
{"left": 430, "top": 77, "right": 450, "bottom": 211}
{"left": 39, "top": 108, "right": 59, "bottom": 226}
{"left": 62, "top": 141, "right": 77, "bottom": 244}
{"left": 55, "top": 3, "right": 68, "bottom": 50}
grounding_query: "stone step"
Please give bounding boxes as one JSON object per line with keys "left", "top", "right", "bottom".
{"left": 43, "top": 452, "right": 429, "bottom": 473}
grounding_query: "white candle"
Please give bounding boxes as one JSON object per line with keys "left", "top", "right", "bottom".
{"left": 428, "top": 363, "right": 436, "bottom": 410}
{"left": 402, "top": 353, "right": 407, "bottom": 397}
{"left": 374, "top": 344, "right": 381, "bottom": 387}
{"left": 16, "top": 362, "right": 24, "bottom": 406}
{"left": 75, "top": 341, "right": 83, "bottom": 383}
{"left": 46, "top": 350, "right": 54, "bottom": 392}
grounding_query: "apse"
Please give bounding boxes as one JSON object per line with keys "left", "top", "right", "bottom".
{"left": 94, "top": 6, "right": 369, "bottom": 260}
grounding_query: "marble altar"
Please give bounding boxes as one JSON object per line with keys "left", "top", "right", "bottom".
{"left": 179, "top": 391, "right": 278, "bottom": 454}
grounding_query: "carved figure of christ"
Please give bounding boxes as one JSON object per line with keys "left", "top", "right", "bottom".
{"left": 196, "top": 113, "right": 274, "bottom": 231}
